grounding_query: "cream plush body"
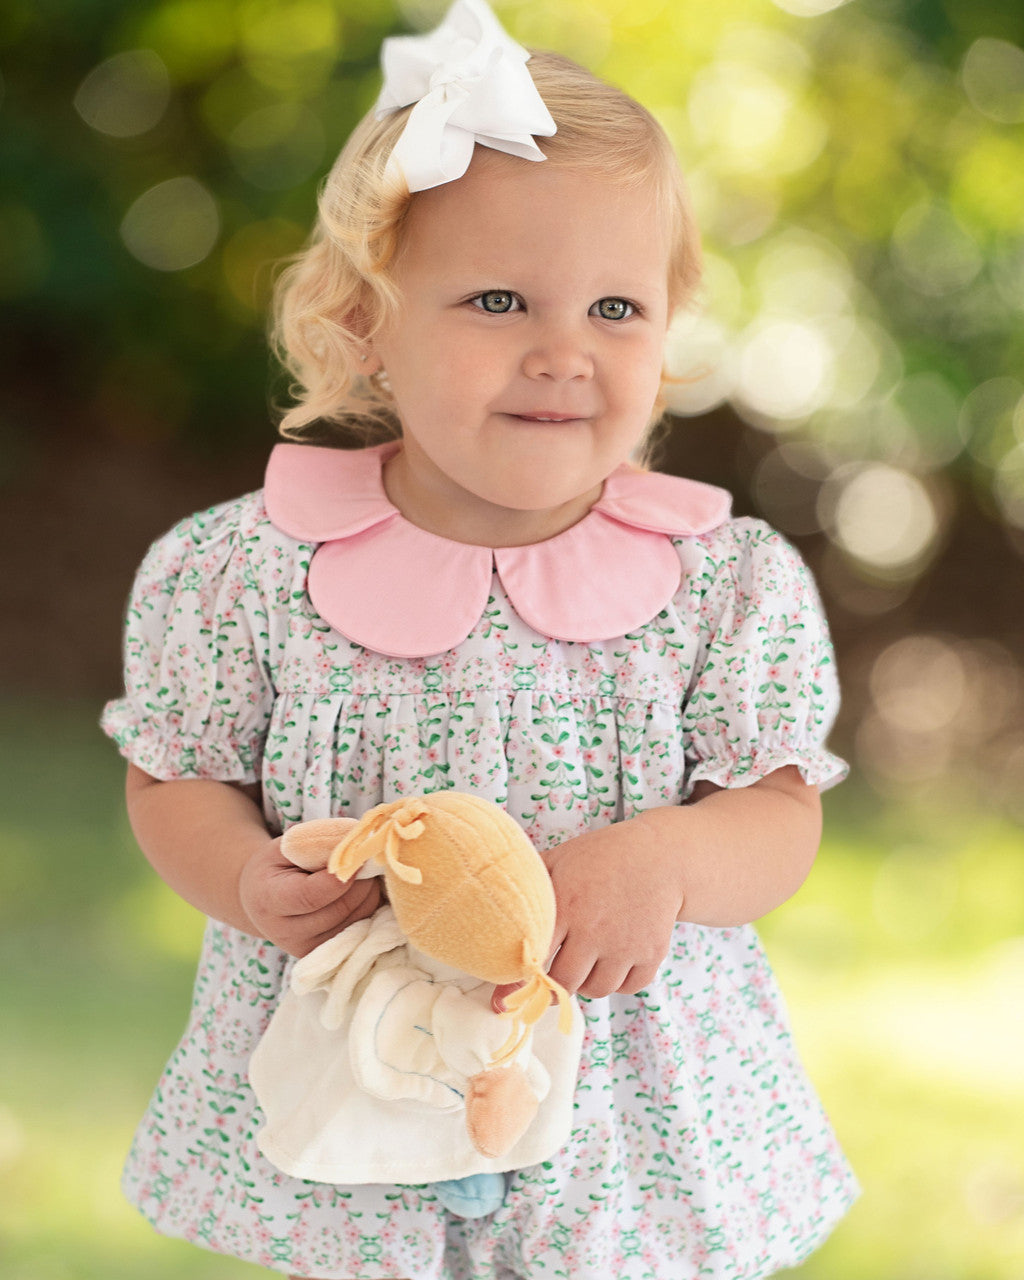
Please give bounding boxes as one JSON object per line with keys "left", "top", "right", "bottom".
{"left": 249, "top": 794, "right": 583, "bottom": 1185}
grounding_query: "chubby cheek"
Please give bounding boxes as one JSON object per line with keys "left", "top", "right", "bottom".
{"left": 610, "top": 347, "right": 666, "bottom": 427}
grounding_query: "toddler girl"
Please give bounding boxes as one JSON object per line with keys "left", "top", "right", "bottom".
{"left": 102, "top": 1, "right": 859, "bottom": 1277}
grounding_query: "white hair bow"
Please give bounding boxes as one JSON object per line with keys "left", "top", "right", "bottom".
{"left": 374, "top": 0, "right": 557, "bottom": 193}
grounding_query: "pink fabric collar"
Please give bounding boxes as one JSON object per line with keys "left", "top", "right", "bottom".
{"left": 264, "top": 442, "right": 731, "bottom": 658}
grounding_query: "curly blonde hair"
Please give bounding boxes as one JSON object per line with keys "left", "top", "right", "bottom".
{"left": 271, "top": 50, "right": 701, "bottom": 443}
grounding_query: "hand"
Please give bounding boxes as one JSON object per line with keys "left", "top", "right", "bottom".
{"left": 238, "top": 836, "right": 384, "bottom": 958}
{"left": 495, "top": 814, "right": 686, "bottom": 1006}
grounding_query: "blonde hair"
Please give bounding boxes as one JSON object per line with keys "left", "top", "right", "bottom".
{"left": 271, "top": 50, "right": 701, "bottom": 443}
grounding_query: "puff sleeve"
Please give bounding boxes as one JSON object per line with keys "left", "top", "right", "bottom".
{"left": 101, "top": 495, "right": 275, "bottom": 783}
{"left": 681, "top": 518, "right": 848, "bottom": 794}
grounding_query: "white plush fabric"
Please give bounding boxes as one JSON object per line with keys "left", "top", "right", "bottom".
{"left": 250, "top": 906, "right": 584, "bottom": 1184}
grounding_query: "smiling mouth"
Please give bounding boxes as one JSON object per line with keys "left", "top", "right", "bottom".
{"left": 509, "top": 413, "right": 586, "bottom": 423}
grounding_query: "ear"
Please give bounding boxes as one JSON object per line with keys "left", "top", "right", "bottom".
{"left": 360, "top": 347, "right": 384, "bottom": 376}
{"left": 327, "top": 827, "right": 374, "bottom": 882}
{"left": 281, "top": 817, "right": 358, "bottom": 871}
{"left": 340, "top": 301, "right": 384, "bottom": 375}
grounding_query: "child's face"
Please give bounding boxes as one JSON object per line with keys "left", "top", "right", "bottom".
{"left": 369, "top": 150, "right": 672, "bottom": 543}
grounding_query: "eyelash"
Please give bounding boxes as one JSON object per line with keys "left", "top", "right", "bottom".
{"left": 469, "top": 291, "right": 640, "bottom": 321}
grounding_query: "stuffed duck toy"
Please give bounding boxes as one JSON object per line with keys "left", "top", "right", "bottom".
{"left": 249, "top": 793, "right": 583, "bottom": 1218}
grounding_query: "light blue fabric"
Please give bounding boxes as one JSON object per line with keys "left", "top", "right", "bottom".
{"left": 431, "top": 1173, "right": 507, "bottom": 1218}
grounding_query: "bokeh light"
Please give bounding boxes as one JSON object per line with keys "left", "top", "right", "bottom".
{"left": 119, "top": 176, "right": 220, "bottom": 272}
{"left": 663, "top": 313, "right": 735, "bottom": 415}
{"left": 227, "top": 103, "right": 327, "bottom": 190}
{"left": 754, "top": 233, "right": 854, "bottom": 319}
{"left": 855, "top": 633, "right": 1024, "bottom": 819}
{"left": 770, "top": 0, "right": 851, "bottom": 15}
{"left": 960, "top": 377, "right": 1023, "bottom": 467}
{"left": 239, "top": 0, "right": 341, "bottom": 95}
{"left": 736, "top": 319, "right": 835, "bottom": 422}
{"left": 688, "top": 57, "right": 826, "bottom": 177}
{"left": 995, "top": 445, "right": 1024, "bottom": 531}
{"left": 820, "top": 463, "right": 941, "bottom": 575}
{"left": 870, "top": 634, "right": 967, "bottom": 734}
{"left": 961, "top": 37, "right": 1024, "bottom": 124}
{"left": 891, "top": 372, "right": 965, "bottom": 471}
{"left": 890, "top": 199, "right": 984, "bottom": 297}
{"left": 221, "top": 217, "right": 305, "bottom": 311}
{"left": 73, "top": 49, "right": 171, "bottom": 138}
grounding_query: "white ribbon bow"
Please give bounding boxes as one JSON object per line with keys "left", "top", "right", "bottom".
{"left": 374, "top": 0, "right": 557, "bottom": 193}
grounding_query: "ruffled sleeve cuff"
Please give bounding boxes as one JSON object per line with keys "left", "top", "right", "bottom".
{"left": 100, "top": 699, "right": 266, "bottom": 783}
{"left": 100, "top": 493, "right": 275, "bottom": 784}
{"left": 682, "top": 519, "right": 847, "bottom": 798}
{"left": 685, "top": 743, "right": 849, "bottom": 797}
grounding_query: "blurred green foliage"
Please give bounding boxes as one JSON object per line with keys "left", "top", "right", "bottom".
{"left": 1, "top": 698, "right": 1022, "bottom": 1279}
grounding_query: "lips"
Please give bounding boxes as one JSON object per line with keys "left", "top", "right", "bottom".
{"left": 508, "top": 412, "right": 586, "bottom": 422}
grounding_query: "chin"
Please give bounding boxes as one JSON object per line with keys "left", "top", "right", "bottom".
{"left": 481, "top": 480, "right": 597, "bottom": 515}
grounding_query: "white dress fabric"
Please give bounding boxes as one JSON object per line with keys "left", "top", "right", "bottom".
{"left": 101, "top": 458, "right": 859, "bottom": 1280}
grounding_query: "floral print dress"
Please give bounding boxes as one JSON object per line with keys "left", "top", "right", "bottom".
{"left": 101, "top": 445, "right": 859, "bottom": 1280}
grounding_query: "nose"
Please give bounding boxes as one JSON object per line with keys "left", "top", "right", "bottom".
{"left": 521, "top": 321, "right": 594, "bottom": 382}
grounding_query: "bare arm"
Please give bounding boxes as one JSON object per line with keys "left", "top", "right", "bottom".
{"left": 499, "top": 765, "right": 822, "bottom": 1003}
{"left": 124, "top": 764, "right": 382, "bottom": 955}
{"left": 650, "top": 765, "right": 821, "bottom": 927}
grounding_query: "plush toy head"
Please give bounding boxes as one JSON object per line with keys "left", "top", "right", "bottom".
{"left": 326, "top": 792, "right": 573, "bottom": 1063}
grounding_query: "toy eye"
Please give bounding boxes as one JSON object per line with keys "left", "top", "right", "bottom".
{"left": 475, "top": 291, "right": 518, "bottom": 313}
{"left": 594, "top": 297, "right": 634, "bottom": 321}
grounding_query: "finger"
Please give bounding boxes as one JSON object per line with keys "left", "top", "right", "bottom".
{"left": 619, "top": 963, "right": 660, "bottom": 996}
{"left": 578, "top": 960, "right": 632, "bottom": 1000}
{"left": 546, "top": 924, "right": 568, "bottom": 970}
{"left": 282, "top": 866, "right": 361, "bottom": 915}
{"left": 299, "top": 882, "right": 383, "bottom": 948}
{"left": 491, "top": 981, "right": 523, "bottom": 1014}
{"left": 546, "top": 938, "right": 598, "bottom": 997}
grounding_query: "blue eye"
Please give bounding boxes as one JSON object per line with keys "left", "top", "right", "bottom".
{"left": 593, "top": 298, "right": 634, "bottom": 321}
{"left": 474, "top": 291, "right": 518, "bottom": 313}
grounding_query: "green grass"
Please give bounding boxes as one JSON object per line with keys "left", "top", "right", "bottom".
{"left": 1, "top": 698, "right": 1022, "bottom": 1279}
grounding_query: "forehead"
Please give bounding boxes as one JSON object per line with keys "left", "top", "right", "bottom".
{"left": 395, "top": 151, "right": 671, "bottom": 292}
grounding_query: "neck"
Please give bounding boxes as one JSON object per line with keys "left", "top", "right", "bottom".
{"left": 382, "top": 446, "right": 601, "bottom": 548}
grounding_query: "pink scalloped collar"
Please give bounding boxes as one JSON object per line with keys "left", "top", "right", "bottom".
{"left": 264, "top": 442, "right": 731, "bottom": 658}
